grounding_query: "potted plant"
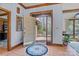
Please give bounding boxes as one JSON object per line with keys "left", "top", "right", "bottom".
{"left": 63, "top": 34, "right": 70, "bottom": 46}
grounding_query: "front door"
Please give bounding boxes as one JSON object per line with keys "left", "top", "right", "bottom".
{"left": 23, "top": 14, "right": 36, "bottom": 46}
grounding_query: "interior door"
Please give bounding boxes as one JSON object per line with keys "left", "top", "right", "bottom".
{"left": 23, "top": 14, "right": 36, "bottom": 46}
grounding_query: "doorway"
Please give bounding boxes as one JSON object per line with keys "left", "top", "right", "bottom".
{"left": 0, "top": 7, "right": 11, "bottom": 51}
{"left": 31, "top": 10, "right": 53, "bottom": 45}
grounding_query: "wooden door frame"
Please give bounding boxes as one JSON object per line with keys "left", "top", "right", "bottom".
{"left": 45, "top": 14, "right": 53, "bottom": 45}
{"left": 0, "top": 7, "right": 11, "bottom": 51}
{"left": 30, "top": 10, "right": 53, "bottom": 44}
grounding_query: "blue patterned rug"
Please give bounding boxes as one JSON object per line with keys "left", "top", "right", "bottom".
{"left": 26, "top": 44, "right": 48, "bottom": 56}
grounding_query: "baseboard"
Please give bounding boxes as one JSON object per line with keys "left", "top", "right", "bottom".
{"left": 23, "top": 41, "right": 34, "bottom": 47}
{"left": 48, "top": 43, "right": 64, "bottom": 46}
{"left": 10, "top": 42, "right": 23, "bottom": 51}
{"left": 9, "top": 41, "right": 64, "bottom": 51}
{"left": 35, "top": 40, "right": 45, "bottom": 42}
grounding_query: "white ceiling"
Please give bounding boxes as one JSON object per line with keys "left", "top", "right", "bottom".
{"left": 22, "top": 3, "right": 43, "bottom": 7}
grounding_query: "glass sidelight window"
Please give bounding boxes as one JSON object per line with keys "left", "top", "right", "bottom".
{"left": 66, "top": 18, "right": 79, "bottom": 41}
{"left": 46, "top": 15, "right": 52, "bottom": 44}
{"left": 74, "top": 19, "right": 79, "bottom": 41}
{"left": 66, "top": 19, "right": 73, "bottom": 41}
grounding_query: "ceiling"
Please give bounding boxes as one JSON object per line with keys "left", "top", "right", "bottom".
{"left": 19, "top": 3, "right": 58, "bottom": 9}
{"left": 22, "top": 3, "right": 42, "bottom": 7}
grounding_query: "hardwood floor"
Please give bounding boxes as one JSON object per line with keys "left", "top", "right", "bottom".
{"left": 0, "top": 45, "right": 79, "bottom": 56}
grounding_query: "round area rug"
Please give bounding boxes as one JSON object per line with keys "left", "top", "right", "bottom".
{"left": 26, "top": 44, "right": 48, "bottom": 56}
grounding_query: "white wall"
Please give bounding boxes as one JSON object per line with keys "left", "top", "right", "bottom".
{"left": 0, "top": 3, "right": 25, "bottom": 47}
{"left": 25, "top": 4, "right": 64, "bottom": 44}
